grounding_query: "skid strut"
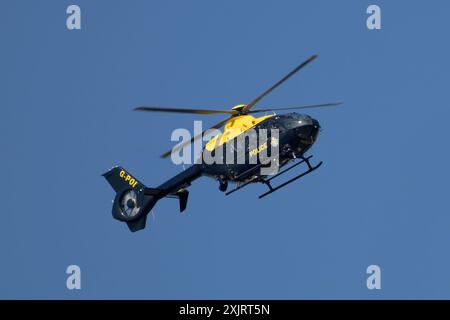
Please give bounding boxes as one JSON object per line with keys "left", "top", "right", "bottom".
{"left": 225, "top": 176, "right": 259, "bottom": 196}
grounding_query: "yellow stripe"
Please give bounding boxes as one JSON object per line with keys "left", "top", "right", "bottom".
{"left": 205, "top": 114, "right": 273, "bottom": 151}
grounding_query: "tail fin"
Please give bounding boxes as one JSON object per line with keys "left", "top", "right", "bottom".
{"left": 102, "top": 166, "right": 163, "bottom": 232}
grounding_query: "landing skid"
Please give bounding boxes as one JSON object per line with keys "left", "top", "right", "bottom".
{"left": 225, "top": 155, "right": 322, "bottom": 198}
{"left": 259, "top": 155, "right": 322, "bottom": 198}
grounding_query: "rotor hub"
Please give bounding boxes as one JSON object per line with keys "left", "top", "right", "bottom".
{"left": 231, "top": 104, "right": 247, "bottom": 114}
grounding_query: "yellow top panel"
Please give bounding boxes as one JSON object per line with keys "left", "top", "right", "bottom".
{"left": 205, "top": 114, "right": 273, "bottom": 151}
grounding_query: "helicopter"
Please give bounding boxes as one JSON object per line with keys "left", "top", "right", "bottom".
{"left": 103, "top": 54, "right": 341, "bottom": 232}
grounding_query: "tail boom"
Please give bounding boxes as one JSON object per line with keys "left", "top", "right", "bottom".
{"left": 103, "top": 165, "right": 202, "bottom": 232}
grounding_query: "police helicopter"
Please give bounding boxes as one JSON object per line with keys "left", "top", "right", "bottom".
{"left": 103, "top": 54, "right": 341, "bottom": 231}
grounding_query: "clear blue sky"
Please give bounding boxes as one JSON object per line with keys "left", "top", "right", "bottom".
{"left": 1, "top": 0, "right": 450, "bottom": 299}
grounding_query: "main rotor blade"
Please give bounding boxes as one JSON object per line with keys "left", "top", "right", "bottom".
{"left": 135, "top": 106, "right": 237, "bottom": 116}
{"left": 248, "top": 102, "right": 343, "bottom": 114}
{"left": 242, "top": 55, "right": 318, "bottom": 113}
{"left": 160, "top": 117, "right": 231, "bottom": 158}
